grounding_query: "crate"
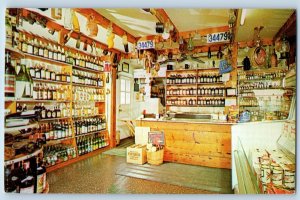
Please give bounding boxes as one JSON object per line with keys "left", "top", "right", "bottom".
{"left": 126, "top": 144, "right": 147, "bottom": 164}
{"left": 147, "top": 149, "right": 164, "bottom": 165}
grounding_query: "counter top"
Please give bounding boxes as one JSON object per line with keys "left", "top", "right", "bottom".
{"left": 136, "top": 117, "right": 236, "bottom": 125}
{"left": 136, "top": 117, "right": 288, "bottom": 125}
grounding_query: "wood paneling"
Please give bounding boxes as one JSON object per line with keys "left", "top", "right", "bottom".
{"left": 136, "top": 120, "right": 232, "bottom": 169}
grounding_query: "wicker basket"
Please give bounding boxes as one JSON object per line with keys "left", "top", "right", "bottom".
{"left": 147, "top": 149, "right": 164, "bottom": 165}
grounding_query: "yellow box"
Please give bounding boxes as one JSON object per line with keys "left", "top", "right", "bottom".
{"left": 126, "top": 144, "right": 147, "bottom": 164}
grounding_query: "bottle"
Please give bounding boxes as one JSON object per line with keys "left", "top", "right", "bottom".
{"left": 15, "top": 59, "right": 29, "bottom": 99}
{"left": 208, "top": 47, "right": 212, "bottom": 59}
{"left": 21, "top": 34, "right": 28, "bottom": 53}
{"left": 38, "top": 40, "right": 44, "bottom": 57}
{"left": 19, "top": 161, "right": 35, "bottom": 193}
{"left": 33, "top": 38, "right": 39, "bottom": 55}
{"left": 5, "top": 51, "right": 16, "bottom": 98}
{"left": 46, "top": 107, "right": 52, "bottom": 119}
{"left": 41, "top": 103, "right": 46, "bottom": 119}
{"left": 5, "top": 166, "right": 17, "bottom": 193}
{"left": 27, "top": 37, "right": 33, "bottom": 54}
{"left": 22, "top": 104, "right": 27, "bottom": 112}
{"left": 35, "top": 157, "right": 46, "bottom": 193}
{"left": 217, "top": 46, "right": 223, "bottom": 59}
{"left": 16, "top": 103, "right": 22, "bottom": 112}
{"left": 25, "top": 60, "right": 33, "bottom": 98}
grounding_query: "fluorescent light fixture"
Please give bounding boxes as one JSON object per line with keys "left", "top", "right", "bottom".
{"left": 240, "top": 9, "right": 247, "bottom": 26}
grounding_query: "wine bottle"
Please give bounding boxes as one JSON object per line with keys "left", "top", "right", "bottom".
{"left": 5, "top": 51, "right": 16, "bottom": 98}
{"left": 35, "top": 157, "right": 46, "bottom": 193}
{"left": 19, "top": 161, "right": 35, "bottom": 193}
{"left": 15, "top": 60, "right": 29, "bottom": 99}
{"left": 5, "top": 166, "right": 17, "bottom": 193}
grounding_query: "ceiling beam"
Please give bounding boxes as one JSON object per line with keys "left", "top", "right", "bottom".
{"left": 75, "top": 8, "right": 137, "bottom": 44}
{"left": 274, "top": 11, "right": 296, "bottom": 41}
{"left": 179, "top": 26, "right": 229, "bottom": 39}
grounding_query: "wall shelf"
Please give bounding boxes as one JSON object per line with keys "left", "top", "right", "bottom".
{"left": 73, "top": 65, "right": 103, "bottom": 74}
{"left": 32, "top": 78, "right": 71, "bottom": 85}
{"left": 4, "top": 147, "right": 43, "bottom": 166}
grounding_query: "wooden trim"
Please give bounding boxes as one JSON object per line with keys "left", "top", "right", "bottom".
{"left": 179, "top": 26, "right": 229, "bottom": 39}
{"left": 274, "top": 11, "right": 296, "bottom": 41}
{"left": 46, "top": 146, "right": 110, "bottom": 173}
{"left": 21, "top": 9, "right": 127, "bottom": 56}
{"left": 110, "top": 67, "right": 117, "bottom": 147}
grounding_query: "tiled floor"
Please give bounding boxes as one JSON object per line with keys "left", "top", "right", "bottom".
{"left": 47, "top": 153, "right": 217, "bottom": 194}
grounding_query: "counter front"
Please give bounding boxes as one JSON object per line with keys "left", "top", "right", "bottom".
{"left": 136, "top": 118, "right": 233, "bottom": 169}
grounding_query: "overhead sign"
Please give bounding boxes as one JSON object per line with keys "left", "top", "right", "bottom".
{"left": 207, "top": 31, "right": 231, "bottom": 43}
{"left": 137, "top": 40, "right": 155, "bottom": 50}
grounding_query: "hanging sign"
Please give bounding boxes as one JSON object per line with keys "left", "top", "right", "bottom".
{"left": 104, "top": 61, "right": 111, "bottom": 72}
{"left": 137, "top": 40, "right": 155, "bottom": 50}
{"left": 207, "top": 31, "right": 231, "bottom": 43}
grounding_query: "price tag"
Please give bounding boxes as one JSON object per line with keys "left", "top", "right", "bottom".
{"left": 207, "top": 31, "right": 232, "bottom": 43}
{"left": 137, "top": 40, "right": 155, "bottom": 50}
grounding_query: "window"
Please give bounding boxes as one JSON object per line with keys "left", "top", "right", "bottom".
{"left": 120, "top": 78, "right": 131, "bottom": 105}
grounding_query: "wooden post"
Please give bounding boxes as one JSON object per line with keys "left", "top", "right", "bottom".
{"left": 110, "top": 66, "right": 117, "bottom": 147}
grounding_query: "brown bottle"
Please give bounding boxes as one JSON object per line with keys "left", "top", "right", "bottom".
{"left": 271, "top": 48, "right": 277, "bottom": 68}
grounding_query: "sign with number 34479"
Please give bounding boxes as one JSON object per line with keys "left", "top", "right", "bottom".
{"left": 207, "top": 31, "right": 232, "bottom": 43}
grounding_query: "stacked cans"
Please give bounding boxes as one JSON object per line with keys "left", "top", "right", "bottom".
{"left": 250, "top": 148, "right": 295, "bottom": 194}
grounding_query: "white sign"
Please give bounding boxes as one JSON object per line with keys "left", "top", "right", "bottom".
{"left": 207, "top": 31, "right": 231, "bottom": 43}
{"left": 137, "top": 40, "right": 155, "bottom": 50}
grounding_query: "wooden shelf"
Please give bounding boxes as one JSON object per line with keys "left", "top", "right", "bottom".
{"left": 166, "top": 69, "right": 198, "bottom": 72}
{"left": 197, "top": 95, "right": 225, "bottom": 98}
{"left": 72, "top": 83, "right": 104, "bottom": 89}
{"left": 166, "top": 83, "right": 197, "bottom": 86}
{"left": 16, "top": 99, "right": 71, "bottom": 103}
{"left": 5, "top": 123, "right": 39, "bottom": 133}
{"left": 46, "top": 137, "right": 74, "bottom": 145}
{"left": 72, "top": 100, "right": 105, "bottom": 103}
{"left": 32, "top": 78, "right": 71, "bottom": 85}
{"left": 75, "top": 129, "right": 107, "bottom": 138}
{"left": 72, "top": 114, "right": 105, "bottom": 118}
{"left": 39, "top": 117, "right": 70, "bottom": 122}
{"left": 24, "top": 52, "right": 70, "bottom": 66}
{"left": 73, "top": 65, "right": 103, "bottom": 73}
{"left": 5, "top": 45, "right": 25, "bottom": 57}
{"left": 197, "top": 82, "right": 224, "bottom": 85}
{"left": 166, "top": 104, "right": 224, "bottom": 107}
{"left": 166, "top": 95, "right": 196, "bottom": 97}
{"left": 46, "top": 146, "right": 110, "bottom": 173}
{"left": 4, "top": 147, "right": 43, "bottom": 166}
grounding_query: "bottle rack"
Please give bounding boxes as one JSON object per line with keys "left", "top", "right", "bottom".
{"left": 5, "top": 40, "right": 109, "bottom": 171}
{"left": 165, "top": 68, "right": 227, "bottom": 109}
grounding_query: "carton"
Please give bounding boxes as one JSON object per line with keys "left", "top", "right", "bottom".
{"left": 126, "top": 144, "right": 147, "bottom": 164}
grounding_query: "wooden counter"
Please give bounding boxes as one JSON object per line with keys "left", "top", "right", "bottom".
{"left": 136, "top": 119, "right": 232, "bottom": 169}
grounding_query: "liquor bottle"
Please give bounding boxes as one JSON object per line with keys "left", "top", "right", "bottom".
{"left": 5, "top": 166, "right": 17, "bottom": 193}
{"left": 5, "top": 51, "right": 16, "bottom": 98}
{"left": 15, "top": 60, "right": 29, "bottom": 99}
{"left": 19, "top": 161, "right": 35, "bottom": 193}
{"left": 35, "top": 157, "right": 46, "bottom": 193}
{"left": 46, "top": 107, "right": 52, "bottom": 119}
{"left": 21, "top": 34, "right": 28, "bottom": 53}
{"left": 208, "top": 47, "right": 212, "bottom": 59}
{"left": 217, "top": 46, "right": 223, "bottom": 59}
{"left": 33, "top": 38, "right": 39, "bottom": 56}
{"left": 25, "top": 61, "right": 33, "bottom": 98}
{"left": 41, "top": 103, "right": 46, "bottom": 119}
{"left": 27, "top": 37, "right": 33, "bottom": 54}
{"left": 48, "top": 43, "right": 53, "bottom": 60}
{"left": 38, "top": 40, "right": 44, "bottom": 57}
{"left": 16, "top": 103, "right": 22, "bottom": 112}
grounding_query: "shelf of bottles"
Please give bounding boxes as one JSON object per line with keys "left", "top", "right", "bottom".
{"left": 76, "top": 132, "right": 109, "bottom": 156}
{"left": 238, "top": 68, "right": 292, "bottom": 121}
{"left": 43, "top": 144, "right": 77, "bottom": 167}
{"left": 165, "top": 68, "right": 226, "bottom": 108}
{"left": 5, "top": 29, "right": 108, "bottom": 172}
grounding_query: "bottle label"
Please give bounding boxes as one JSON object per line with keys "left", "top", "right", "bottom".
{"left": 15, "top": 81, "right": 26, "bottom": 98}
{"left": 20, "top": 185, "right": 34, "bottom": 193}
{"left": 36, "top": 173, "right": 46, "bottom": 193}
{"left": 5, "top": 74, "right": 15, "bottom": 94}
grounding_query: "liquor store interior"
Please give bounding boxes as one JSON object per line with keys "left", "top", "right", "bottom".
{"left": 3, "top": 8, "right": 296, "bottom": 194}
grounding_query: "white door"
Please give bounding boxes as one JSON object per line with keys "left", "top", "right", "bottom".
{"left": 116, "top": 75, "right": 133, "bottom": 140}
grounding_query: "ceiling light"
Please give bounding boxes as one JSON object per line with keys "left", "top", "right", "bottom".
{"left": 240, "top": 9, "right": 247, "bottom": 26}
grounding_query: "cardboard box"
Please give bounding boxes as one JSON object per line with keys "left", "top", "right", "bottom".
{"left": 126, "top": 144, "right": 147, "bottom": 164}
{"left": 135, "top": 127, "right": 150, "bottom": 145}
